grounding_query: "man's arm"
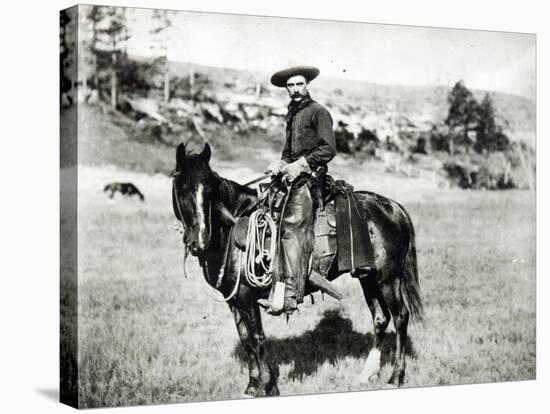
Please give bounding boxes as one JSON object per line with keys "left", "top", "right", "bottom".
{"left": 304, "top": 106, "right": 336, "bottom": 168}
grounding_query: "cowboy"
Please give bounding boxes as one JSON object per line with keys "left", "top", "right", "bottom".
{"left": 258, "top": 66, "right": 336, "bottom": 315}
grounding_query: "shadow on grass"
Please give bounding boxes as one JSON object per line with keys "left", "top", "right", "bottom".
{"left": 234, "top": 309, "right": 416, "bottom": 380}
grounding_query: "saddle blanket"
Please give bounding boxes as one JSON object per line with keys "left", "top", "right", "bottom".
{"left": 333, "top": 187, "right": 374, "bottom": 271}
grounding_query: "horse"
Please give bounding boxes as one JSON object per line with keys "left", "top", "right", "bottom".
{"left": 103, "top": 182, "right": 145, "bottom": 201}
{"left": 171, "top": 142, "right": 423, "bottom": 397}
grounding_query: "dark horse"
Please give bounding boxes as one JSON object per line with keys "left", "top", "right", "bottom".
{"left": 172, "top": 143, "right": 423, "bottom": 397}
{"left": 103, "top": 182, "right": 145, "bottom": 201}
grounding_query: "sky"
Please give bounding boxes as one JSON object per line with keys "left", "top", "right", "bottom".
{"left": 123, "top": 7, "right": 535, "bottom": 99}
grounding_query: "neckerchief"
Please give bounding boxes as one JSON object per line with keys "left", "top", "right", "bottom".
{"left": 286, "top": 93, "right": 315, "bottom": 143}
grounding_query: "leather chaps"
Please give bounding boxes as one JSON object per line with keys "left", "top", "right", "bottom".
{"left": 272, "top": 179, "right": 316, "bottom": 304}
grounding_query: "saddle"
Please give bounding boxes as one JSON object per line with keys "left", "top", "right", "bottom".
{"left": 231, "top": 177, "right": 375, "bottom": 278}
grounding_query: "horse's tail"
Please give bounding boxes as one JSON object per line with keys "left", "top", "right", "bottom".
{"left": 400, "top": 209, "right": 424, "bottom": 325}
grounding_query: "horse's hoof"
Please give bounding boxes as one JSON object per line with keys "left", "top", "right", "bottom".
{"left": 359, "top": 349, "right": 381, "bottom": 385}
{"left": 244, "top": 385, "right": 259, "bottom": 397}
{"left": 266, "top": 384, "right": 280, "bottom": 396}
{"left": 241, "top": 393, "right": 255, "bottom": 399}
{"left": 387, "top": 372, "right": 404, "bottom": 387}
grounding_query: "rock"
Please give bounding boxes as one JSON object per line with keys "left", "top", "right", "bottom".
{"left": 87, "top": 89, "right": 100, "bottom": 105}
{"left": 269, "top": 107, "right": 287, "bottom": 117}
{"left": 201, "top": 102, "right": 224, "bottom": 123}
{"left": 124, "top": 97, "right": 166, "bottom": 123}
{"left": 240, "top": 104, "right": 261, "bottom": 120}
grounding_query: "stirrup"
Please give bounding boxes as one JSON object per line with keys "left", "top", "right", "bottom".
{"left": 257, "top": 281, "right": 298, "bottom": 316}
{"left": 267, "top": 297, "right": 297, "bottom": 316}
{"left": 257, "top": 281, "right": 286, "bottom": 314}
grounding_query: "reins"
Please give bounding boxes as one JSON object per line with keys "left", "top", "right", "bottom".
{"left": 172, "top": 179, "right": 190, "bottom": 278}
{"left": 242, "top": 172, "right": 272, "bottom": 187}
{"left": 235, "top": 177, "right": 277, "bottom": 218}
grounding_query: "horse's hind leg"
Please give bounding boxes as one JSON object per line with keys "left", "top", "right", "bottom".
{"left": 230, "top": 304, "right": 279, "bottom": 397}
{"left": 358, "top": 272, "right": 391, "bottom": 384}
{"left": 388, "top": 278, "right": 409, "bottom": 386}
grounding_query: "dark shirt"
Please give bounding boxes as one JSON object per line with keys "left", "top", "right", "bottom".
{"left": 281, "top": 99, "right": 336, "bottom": 170}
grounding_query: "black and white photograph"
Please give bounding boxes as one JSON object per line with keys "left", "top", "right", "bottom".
{"left": 57, "top": 1, "right": 538, "bottom": 410}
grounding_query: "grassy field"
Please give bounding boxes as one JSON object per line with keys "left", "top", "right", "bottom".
{"left": 64, "top": 164, "right": 535, "bottom": 408}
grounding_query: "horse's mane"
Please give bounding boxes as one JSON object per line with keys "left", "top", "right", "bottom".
{"left": 177, "top": 143, "right": 257, "bottom": 212}
{"left": 212, "top": 171, "right": 257, "bottom": 213}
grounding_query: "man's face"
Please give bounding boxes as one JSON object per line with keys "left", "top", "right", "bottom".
{"left": 286, "top": 75, "right": 308, "bottom": 102}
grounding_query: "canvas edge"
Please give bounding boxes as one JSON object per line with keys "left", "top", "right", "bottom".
{"left": 60, "top": 4, "right": 79, "bottom": 409}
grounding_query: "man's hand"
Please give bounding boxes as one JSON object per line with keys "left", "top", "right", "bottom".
{"left": 267, "top": 159, "right": 287, "bottom": 175}
{"left": 281, "top": 157, "right": 311, "bottom": 182}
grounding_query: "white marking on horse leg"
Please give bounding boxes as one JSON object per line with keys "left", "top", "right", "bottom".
{"left": 359, "top": 348, "right": 381, "bottom": 384}
{"left": 196, "top": 183, "right": 206, "bottom": 249}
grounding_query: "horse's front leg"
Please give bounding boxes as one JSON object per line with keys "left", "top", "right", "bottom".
{"left": 230, "top": 304, "right": 279, "bottom": 397}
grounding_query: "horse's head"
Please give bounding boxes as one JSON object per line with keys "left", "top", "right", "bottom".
{"left": 172, "top": 142, "right": 215, "bottom": 256}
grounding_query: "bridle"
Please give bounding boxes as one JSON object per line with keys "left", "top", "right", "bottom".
{"left": 172, "top": 172, "right": 213, "bottom": 253}
{"left": 172, "top": 176, "right": 191, "bottom": 278}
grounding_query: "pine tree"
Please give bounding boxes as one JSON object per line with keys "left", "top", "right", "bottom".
{"left": 84, "top": 6, "right": 104, "bottom": 99}
{"left": 445, "top": 81, "right": 479, "bottom": 154}
{"left": 475, "top": 93, "right": 509, "bottom": 152}
{"left": 103, "top": 8, "right": 130, "bottom": 109}
{"left": 83, "top": 6, "right": 130, "bottom": 109}
{"left": 60, "top": 9, "right": 76, "bottom": 106}
{"left": 150, "top": 9, "right": 174, "bottom": 103}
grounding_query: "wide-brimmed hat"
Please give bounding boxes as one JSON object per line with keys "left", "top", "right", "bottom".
{"left": 270, "top": 66, "right": 320, "bottom": 88}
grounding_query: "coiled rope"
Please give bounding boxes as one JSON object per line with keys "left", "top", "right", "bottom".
{"left": 243, "top": 209, "right": 278, "bottom": 289}
{"left": 214, "top": 210, "right": 276, "bottom": 302}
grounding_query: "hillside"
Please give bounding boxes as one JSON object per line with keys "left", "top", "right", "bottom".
{"left": 74, "top": 103, "right": 285, "bottom": 176}
{"left": 69, "top": 58, "right": 535, "bottom": 190}
{"left": 166, "top": 60, "right": 535, "bottom": 143}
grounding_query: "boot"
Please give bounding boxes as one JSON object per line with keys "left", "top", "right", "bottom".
{"left": 281, "top": 276, "right": 298, "bottom": 314}
{"left": 257, "top": 280, "right": 297, "bottom": 316}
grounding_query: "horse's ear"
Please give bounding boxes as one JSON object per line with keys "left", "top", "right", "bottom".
{"left": 201, "top": 142, "right": 211, "bottom": 163}
{"left": 176, "top": 143, "right": 187, "bottom": 166}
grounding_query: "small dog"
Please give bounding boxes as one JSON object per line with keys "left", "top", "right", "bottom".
{"left": 103, "top": 182, "right": 145, "bottom": 201}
